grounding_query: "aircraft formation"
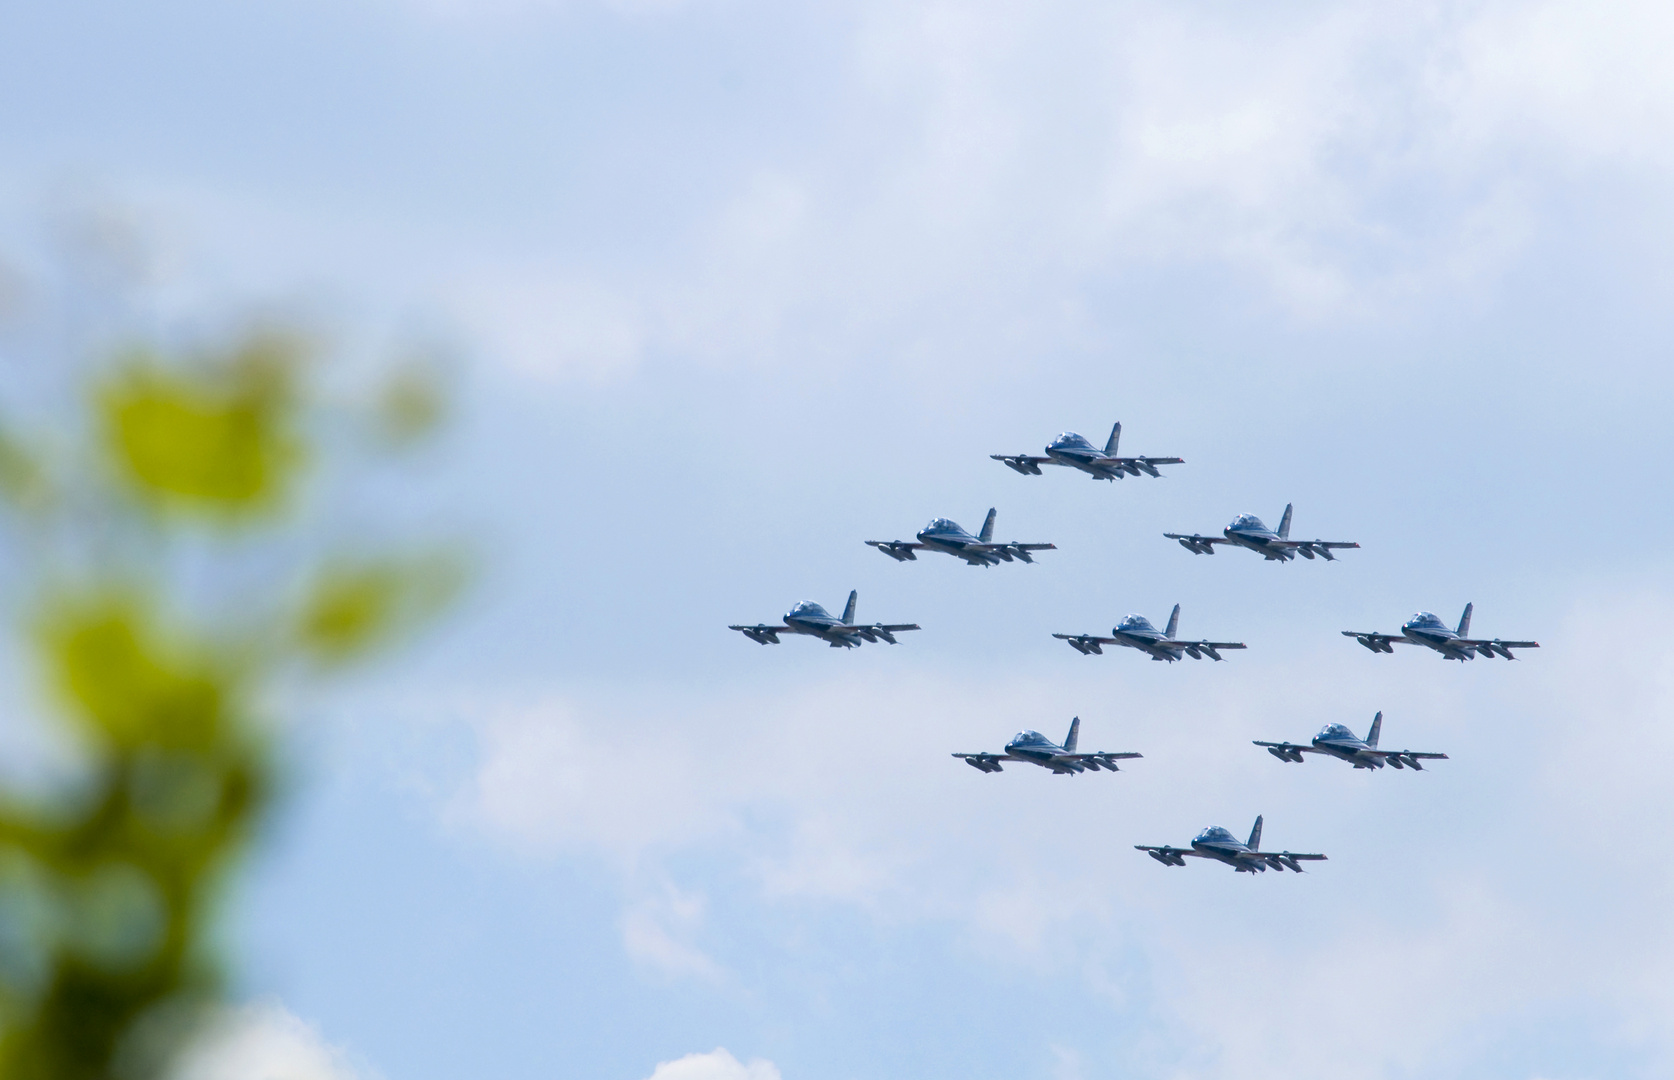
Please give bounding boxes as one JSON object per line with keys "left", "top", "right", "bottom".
{"left": 729, "top": 420, "right": 1539, "bottom": 874}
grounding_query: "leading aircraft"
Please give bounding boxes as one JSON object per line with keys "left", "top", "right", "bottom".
{"left": 1254, "top": 711, "right": 1447, "bottom": 770}
{"left": 866, "top": 508, "right": 1057, "bottom": 567}
{"left": 1164, "top": 503, "right": 1359, "bottom": 562}
{"left": 953, "top": 716, "right": 1142, "bottom": 775}
{"left": 992, "top": 422, "right": 1183, "bottom": 482}
{"left": 1136, "top": 815, "right": 1327, "bottom": 874}
{"left": 1053, "top": 604, "right": 1246, "bottom": 662}
{"left": 1343, "top": 603, "right": 1538, "bottom": 661}
{"left": 729, "top": 590, "right": 920, "bottom": 648}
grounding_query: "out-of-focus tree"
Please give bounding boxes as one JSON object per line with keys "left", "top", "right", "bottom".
{"left": 0, "top": 324, "right": 460, "bottom": 1080}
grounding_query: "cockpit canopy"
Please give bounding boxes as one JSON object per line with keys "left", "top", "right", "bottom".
{"left": 1050, "top": 432, "right": 1093, "bottom": 450}
{"left": 1117, "top": 614, "right": 1156, "bottom": 632}
{"left": 1008, "top": 730, "right": 1051, "bottom": 747}
{"left": 1407, "top": 611, "right": 1445, "bottom": 628}
{"left": 1230, "top": 513, "right": 1267, "bottom": 531}
{"left": 788, "top": 601, "right": 831, "bottom": 619}
{"left": 1317, "top": 723, "right": 1357, "bottom": 741}
{"left": 922, "top": 518, "right": 962, "bottom": 534}
{"left": 1195, "top": 826, "right": 1235, "bottom": 844}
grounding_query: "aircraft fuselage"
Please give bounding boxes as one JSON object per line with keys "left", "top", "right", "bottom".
{"left": 1108, "top": 627, "right": 1181, "bottom": 662}
{"left": 784, "top": 609, "right": 864, "bottom": 648}
{"left": 1401, "top": 622, "right": 1476, "bottom": 661}
{"left": 916, "top": 524, "right": 1001, "bottom": 566}
{"left": 1310, "top": 735, "right": 1384, "bottom": 768}
{"left": 1191, "top": 838, "right": 1261, "bottom": 871}
{"left": 1003, "top": 740, "right": 1084, "bottom": 773}
{"left": 1223, "top": 525, "right": 1292, "bottom": 561}
{"left": 1046, "top": 445, "right": 1136, "bottom": 480}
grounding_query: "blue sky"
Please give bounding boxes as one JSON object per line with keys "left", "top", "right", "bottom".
{"left": 4, "top": 2, "right": 1674, "bottom": 1078}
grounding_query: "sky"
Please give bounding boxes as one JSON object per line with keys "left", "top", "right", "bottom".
{"left": 3, "top": 1, "right": 1674, "bottom": 1078}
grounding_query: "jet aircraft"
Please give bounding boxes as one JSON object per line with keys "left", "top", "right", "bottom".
{"left": 729, "top": 590, "right": 920, "bottom": 648}
{"left": 1343, "top": 603, "right": 1538, "bottom": 661}
{"left": 992, "top": 422, "right": 1183, "bottom": 482}
{"left": 866, "top": 508, "right": 1056, "bottom": 567}
{"left": 953, "top": 716, "right": 1141, "bottom": 775}
{"left": 1164, "top": 504, "right": 1359, "bottom": 562}
{"left": 1254, "top": 711, "right": 1447, "bottom": 770}
{"left": 1053, "top": 604, "right": 1246, "bottom": 662}
{"left": 1136, "top": 815, "right": 1327, "bottom": 873}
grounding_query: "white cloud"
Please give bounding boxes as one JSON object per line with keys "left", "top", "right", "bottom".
{"left": 644, "top": 1048, "right": 781, "bottom": 1080}
{"left": 170, "top": 1001, "right": 376, "bottom": 1080}
{"left": 397, "top": 0, "right": 1674, "bottom": 385}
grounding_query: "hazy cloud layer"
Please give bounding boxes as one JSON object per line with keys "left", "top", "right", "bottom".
{"left": 439, "top": 579, "right": 1674, "bottom": 1076}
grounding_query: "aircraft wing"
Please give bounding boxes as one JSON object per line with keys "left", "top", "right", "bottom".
{"left": 1362, "top": 748, "right": 1449, "bottom": 769}
{"left": 1342, "top": 631, "right": 1412, "bottom": 653}
{"left": 1253, "top": 740, "right": 1316, "bottom": 762}
{"left": 728, "top": 624, "right": 789, "bottom": 645}
{"left": 952, "top": 752, "right": 1015, "bottom": 773}
{"left": 1253, "top": 851, "right": 1328, "bottom": 872}
{"left": 991, "top": 454, "right": 1051, "bottom": 475}
{"left": 1164, "top": 639, "right": 1247, "bottom": 660}
{"left": 1453, "top": 638, "right": 1539, "bottom": 659}
{"left": 1085, "top": 456, "right": 1183, "bottom": 479}
{"left": 1053, "top": 632, "right": 1119, "bottom": 655}
{"left": 1164, "top": 532, "right": 1231, "bottom": 554}
{"left": 1269, "top": 539, "right": 1360, "bottom": 560}
{"left": 844, "top": 623, "right": 921, "bottom": 644}
{"left": 968, "top": 541, "right": 1057, "bottom": 563}
{"left": 1064, "top": 751, "right": 1143, "bottom": 771}
{"left": 865, "top": 540, "right": 926, "bottom": 562}
{"left": 1135, "top": 845, "right": 1198, "bottom": 866}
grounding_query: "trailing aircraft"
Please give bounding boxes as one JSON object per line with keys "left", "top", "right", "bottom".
{"left": 953, "top": 716, "right": 1141, "bottom": 775}
{"left": 1343, "top": 603, "right": 1538, "bottom": 661}
{"left": 866, "top": 508, "right": 1056, "bottom": 567}
{"left": 1136, "top": 815, "right": 1327, "bottom": 874}
{"left": 991, "top": 422, "right": 1182, "bottom": 482}
{"left": 1254, "top": 711, "right": 1447, "bottom": 770}
{"left": 729, "top": 590, "right": 920, "bottom": 648}
{"left": 1164, "top": 503, "right": 1359, "bottom": 562}
{"left": 1053, "top": 604, "right": 1246, "bottom": 662}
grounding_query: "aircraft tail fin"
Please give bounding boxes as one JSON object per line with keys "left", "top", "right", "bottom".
{"left": 979, "top": 508, "right": 996, "bottom": 543}
{"left": 1164, "top": 604, "right": 1180, "bottom": 640}
{"left": 842, "top": 590, "right": 857, "bottom": 625}
{"left": 1247, "top": 815, "right": 1263, "bottom": 852}
{"left": 1063, "top": 716, "right": 1080, "bottom": 753}
{"left": 1278, "top": 503, "right": 1293, "bottom": 539}
{"left": 1104, "top": 422, "right": 1122, "bottom": 456}
{"left": 1457, "top": 602, "right": 1473, "bottom": 637}
{"left": 1366, "top": 711, "right": 1383, "bottom": 749}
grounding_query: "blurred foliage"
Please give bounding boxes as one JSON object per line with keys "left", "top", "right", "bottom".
{"left": 99, "top": 333, "right": 304, "bottom": 514}
{"left": 0, "top": 328, "right": 458, "bottom": 1079}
